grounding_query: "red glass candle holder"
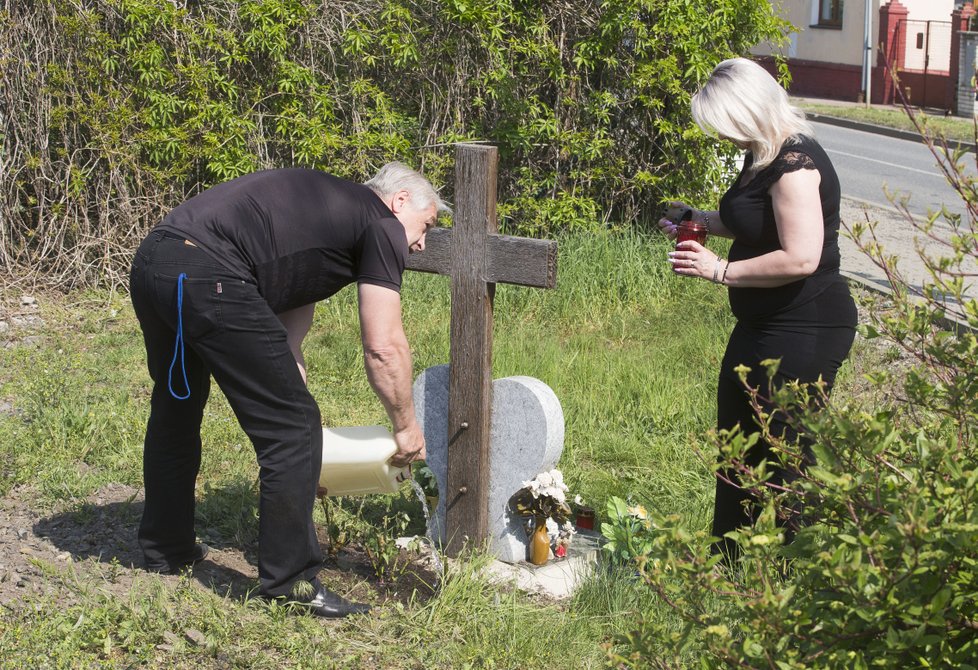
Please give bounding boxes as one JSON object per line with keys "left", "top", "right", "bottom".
{"left": 575, "top": 507, "right": 595, "bottom": 530}
{"left": 676, "top": 220, "right": 708, "bottom": 246}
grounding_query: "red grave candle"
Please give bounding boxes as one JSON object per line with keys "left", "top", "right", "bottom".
{"left": 676, "top": 220, "right": 708, "bottom": 246}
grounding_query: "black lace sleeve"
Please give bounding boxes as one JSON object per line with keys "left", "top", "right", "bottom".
{"left": 756, "top": 150, "right": 817, "bottom": 189}
{"left": 779, "top": 150, "right": 817, "bottom": 174}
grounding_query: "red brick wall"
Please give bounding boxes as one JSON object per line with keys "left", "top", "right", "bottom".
{"left": 755, "top": 56, "right": 888, "bottom": 104}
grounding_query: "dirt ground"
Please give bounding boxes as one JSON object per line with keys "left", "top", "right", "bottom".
{"left": 0, "top": 480, "right": 440, "bottom": 612}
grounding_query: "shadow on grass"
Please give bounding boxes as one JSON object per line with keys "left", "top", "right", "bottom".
{"left": 31, "top": 478, "right": 440, "bottom": 606}
{"left": 33, "top": 478, "right": 262, "bottom": 600}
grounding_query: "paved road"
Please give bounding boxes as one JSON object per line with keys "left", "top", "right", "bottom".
{"left": 811, "top": 119, "right": 974, "bottom": 223}
{"left": 807, "top": 119, "right": 978, "bottom": 313}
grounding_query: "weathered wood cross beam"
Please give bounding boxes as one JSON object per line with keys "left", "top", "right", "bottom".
{"left": 405, "top": 143, "right": 558, "bottom": 557}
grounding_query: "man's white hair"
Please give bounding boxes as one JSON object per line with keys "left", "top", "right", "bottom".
{"left": 364, "top": 161, "right": 452, "bottom": 215}
{"left": 691, "top": 58, "right": 814, "bottom": 172}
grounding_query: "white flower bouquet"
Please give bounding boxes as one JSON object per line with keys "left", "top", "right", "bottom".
{"left": 510, "top": 468, "right": 575, "bottom": 542}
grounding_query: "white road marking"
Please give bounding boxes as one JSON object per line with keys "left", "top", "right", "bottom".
{"left": 825, "top": 148, "right": 942, "bottom": 177}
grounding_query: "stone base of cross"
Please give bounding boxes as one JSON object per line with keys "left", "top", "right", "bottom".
{"left": 404, "top": 143, "right": 560, "bottom": 558}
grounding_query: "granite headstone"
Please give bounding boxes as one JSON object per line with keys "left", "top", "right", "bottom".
{"left": 413, "top": 364, "right": 564, "bottom": 562}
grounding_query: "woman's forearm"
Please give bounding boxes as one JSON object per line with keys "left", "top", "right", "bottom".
{"left": 722, "top": 250, "right": 818, "bottom": 288}
{"left": 695, "top": 209, "right": 734, "bottom": 238}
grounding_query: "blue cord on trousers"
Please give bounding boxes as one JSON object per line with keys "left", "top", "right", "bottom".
{"left": 168, "top": 272, "right": 191, "bottom": 400}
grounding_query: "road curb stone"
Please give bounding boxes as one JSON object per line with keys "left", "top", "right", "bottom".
{"left": 807, "top": 112, "right": 976, "bottom": 153}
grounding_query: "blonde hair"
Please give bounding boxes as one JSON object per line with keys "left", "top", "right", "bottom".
{"left": 365, "top": 161, "right": 452, "bottom": 215}
{"left": 691, "top": 58, "right": 814, "bottom": 172}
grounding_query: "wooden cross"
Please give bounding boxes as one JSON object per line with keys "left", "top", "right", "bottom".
{"left": 405, "top": 143, "right": 558, "bottom": 557}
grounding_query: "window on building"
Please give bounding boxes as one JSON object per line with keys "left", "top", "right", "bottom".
{"left": 817, "top": 0, "right": 843, "bottom": 28}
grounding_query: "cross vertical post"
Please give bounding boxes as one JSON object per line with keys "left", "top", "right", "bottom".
{"left": 405, "top": 143, "right": 558, "bottom": 558}
{"left": 443, "top": 144, "right": 497, "bottom": 555}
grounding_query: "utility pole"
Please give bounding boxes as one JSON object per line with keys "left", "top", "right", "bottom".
{"left": 862, "top": 0, "right": 873, "bottom": 108}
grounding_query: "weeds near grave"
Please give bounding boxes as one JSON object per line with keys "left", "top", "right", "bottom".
{"left": 414, "top": 464, "right": 439, "bottom": 499}
{"left": 318, "top": 496, "right": 354, "bottom": 557}
{"left": 360, "top": 510, "right": 414, "bottom": 585}
{"left": 318, "top": 494, "right": 418, "bottom": 583}
{"left": 600, "top": 497, "right": 658, "bottom": 567}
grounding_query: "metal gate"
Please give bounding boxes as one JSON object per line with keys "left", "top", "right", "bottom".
{"left": 893, "top": 19, "right": 953, "bottom": 107}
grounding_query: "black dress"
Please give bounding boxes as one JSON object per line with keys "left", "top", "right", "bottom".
{"left": 711, "top": 135, "right": 857, "bottom": 553}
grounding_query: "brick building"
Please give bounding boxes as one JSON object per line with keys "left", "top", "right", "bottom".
{"left": 752, "top": 1, "right": 977, "bottom": 114}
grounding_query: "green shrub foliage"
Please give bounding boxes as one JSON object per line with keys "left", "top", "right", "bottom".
{"left": 1, "top": 0, "right": 788, "bottom": 287}
{"left": 608, "top": 116, "right": 978, "bottom": 667}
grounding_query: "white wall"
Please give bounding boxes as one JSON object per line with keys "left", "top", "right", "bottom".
{"left": 753, "top": 0, "right": 879, "bottom": 67}
{"left": 754, "top": 0, "right": 956, "bottom": 68}
{"left": 901, "top": 0, "right": 953, "bottom": 23}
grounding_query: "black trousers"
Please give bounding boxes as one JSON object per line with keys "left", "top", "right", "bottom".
{"left": 712, "top": 282, "right": 856, "bottom": 556}
{"left": 129, "top": 230, "right": 323, "bottom": 597}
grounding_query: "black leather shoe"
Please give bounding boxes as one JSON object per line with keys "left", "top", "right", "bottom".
{"left": 299, "top": 586, "right": 372, "bottom": 619}
{"left": 146, "top": 543, "right": 210, "bottom": 575}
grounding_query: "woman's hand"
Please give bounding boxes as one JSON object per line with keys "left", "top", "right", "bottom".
{"left": 668, "top": 240, "right": 721, "bottom": 280}
{"left": 657, "top": 201, "right": 693, "bottom": 240}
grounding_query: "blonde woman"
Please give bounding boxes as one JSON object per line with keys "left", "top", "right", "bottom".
{"left": 659, "top": 58, "right": 856, "bottom": 558}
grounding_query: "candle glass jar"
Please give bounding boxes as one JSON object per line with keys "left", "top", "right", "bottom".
{"left": 575, "top": 506, "right": 595, "bottom": 530}
{"left": 676, "top": 220, "right": 708, "bottom": 246}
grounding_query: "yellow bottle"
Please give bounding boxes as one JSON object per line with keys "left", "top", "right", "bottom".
{"left": 319, "top": 425, "right": 411, "bottom": 496}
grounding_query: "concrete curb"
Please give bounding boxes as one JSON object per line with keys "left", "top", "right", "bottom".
{"left": 841, "top": 271, "right": 975, "bottom": 335}
{"left": 841, "top": 194, "right": 905, "bottom": 218}
{"left": 806, "top": 112, "right": 976, "bottom": 154}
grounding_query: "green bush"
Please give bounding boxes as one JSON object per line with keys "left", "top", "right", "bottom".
{"left": 1, "top": 0, "right": 789, "bottom": 287}
{"left": 608, "top": 115, "right": 978, "bottom": 667}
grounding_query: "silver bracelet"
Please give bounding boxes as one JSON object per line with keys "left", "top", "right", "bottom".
{"left": 712, "top": 259, "right": 722, "bottom": 283}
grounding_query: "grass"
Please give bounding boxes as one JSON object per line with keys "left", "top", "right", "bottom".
{"left": 0, "top": 230, "right": 877, "bottom": 668}
{"left": 1, "top": 555, "right": 620, "bottom": 668}
{"left": 794, "top": 99, "right": 978, "bottom": 143}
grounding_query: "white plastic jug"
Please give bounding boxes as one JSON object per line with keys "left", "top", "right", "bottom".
{"left": 319, "top": 425, "right": 410, "bottom": 496}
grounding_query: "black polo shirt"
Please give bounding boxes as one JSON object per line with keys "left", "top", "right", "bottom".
{"left": 156, "top": 168, "right": 407, "bottom": 313}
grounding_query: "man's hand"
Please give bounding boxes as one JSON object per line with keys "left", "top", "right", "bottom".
{"left": 391, "top": 423, "right": 426, "bottom": 467}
